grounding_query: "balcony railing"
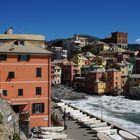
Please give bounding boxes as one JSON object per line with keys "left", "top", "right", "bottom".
{"left": 19, "top": 111, "right": 30, "bottom": 121}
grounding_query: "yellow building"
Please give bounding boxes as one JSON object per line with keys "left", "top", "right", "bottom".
{"left": 116, "top": 62, "right": 128, "bottom": 90}
{"left": 0, "top": 27, "right": 45, "bottom": 48}
{"left": 94, "top": 56, "right": 107, "bottom": 67}
{"left": 70, "top": 53, "right": 88, "bottom": 68}
{"left": 94, "top": 80, "right": 106, "bottom": 95}
{"left": 92, "top": 42, "right": 110, "bottom": 54}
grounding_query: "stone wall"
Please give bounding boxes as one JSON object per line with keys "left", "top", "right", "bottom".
{"left": 0, "top": 99, "right": 19, "bottom": 140}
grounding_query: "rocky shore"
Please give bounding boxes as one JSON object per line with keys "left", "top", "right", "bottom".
{"left": 51, "top": 85, "right": 87, "bottom": 100}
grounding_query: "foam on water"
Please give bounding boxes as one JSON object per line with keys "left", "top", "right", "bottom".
{"left": 63, "top": 95, "right": 140, "bottom": 136}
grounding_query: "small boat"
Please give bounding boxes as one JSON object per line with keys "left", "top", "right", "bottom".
{"left": 78, "top": 116, "right": 90, "bottom": 122}
{"left": 38, "top": 126, "right": 64, "bottom": 132}
{"left": 90, "top": 122, "right": 107, "bottom": 128}
{"left": 84, "top": 120, "right": 101, "bottom": 127}
{"left": 119, "top": 130, "right": 138, "bottom": 140}
{"left": 98, "top": 129, "right": 117, "bottom": 135}
{"left": 109, "top": 133, "right": 124, "bottom": 140}
{"left": 97, "top": 132, "right": 124, "bottom": 140}
{"left": 97, "top": 132, "right": 112, "bottom": 140}
{"left": 40, "top": 132, "right": 67, "bottom": 139}
{"left": 92, "top": 126, "right": 111, "bottom": 132}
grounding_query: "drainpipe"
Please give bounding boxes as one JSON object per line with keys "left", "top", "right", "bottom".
{"left": 48, "top": 56, "right": 51, "bottom": 126}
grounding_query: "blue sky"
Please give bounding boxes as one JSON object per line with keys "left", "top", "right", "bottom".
{"left": 0, "top": 0, "right": 140, "bottom": 43}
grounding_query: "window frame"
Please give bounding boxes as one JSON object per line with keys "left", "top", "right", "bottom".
{"left": 8, "top": 72, "right": 15, "bottom": 79}
{"left": 18, "top": 55, "right": 30, "bottom": 61}
{"left": 36, "top": 87, "right": 42, "bottom": 95}
{"left": 3, "top": 90, "right": 7, "bottom": 96}
{"left": 0, "top": 54, "right": 7, "bottom": 61}
{"left": 36, "top": 68, "right": 42, "bottom": 77}
{"left": 18, "top": 89, "right": 23, "bottom": 96}
{"left": 32, "top": 103, "right": 44, "bottom": 114}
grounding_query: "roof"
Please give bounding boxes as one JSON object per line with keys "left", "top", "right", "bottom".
{"left": 0, "top": 34, "right": 45, "bottom": 41}
{"left": 106, "top": 68, "right": 119, "bottom": 72}
{"left": 64, "top": 61, "right": 77, "bottom": 66}
{"left": 52, "top": 59, "right": 68, "bottom": 64}
{"left": 95, "top": 80, "right": 105, "bottom": 83}
{"left": 117, "top": 63, "right": 127, "bottom": 66}
{"left": 129, "top": 74, "right": 140, "bottom": 79}
{"left": 89, "top": 69, "right": 105, "bottom": 73}
{"left": 0, "top": 43, "right": 52, "bottom": 54}
{"left": 74, "top": 77, "right": 85, "bottom": 80}
{"left": 84, "top": 52, "right": 95, "bottom": 58}
{"left": 97, "top": 56, "right": 108, "bottom": 60}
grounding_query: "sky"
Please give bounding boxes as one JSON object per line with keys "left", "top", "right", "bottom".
{"left": 0, "top": 0, "right": 140, "bottom": 43}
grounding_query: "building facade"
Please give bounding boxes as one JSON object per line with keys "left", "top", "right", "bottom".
{"left": 51, "top": 63, "right": 61, "bottom": 86}
{"left": 0, "top": 42, "right": 51, "bottom": 129}
{"left": 102, "top": 32, "right": 128, "bottom": 49}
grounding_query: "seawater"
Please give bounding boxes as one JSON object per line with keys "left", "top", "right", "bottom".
{"left": 63, "top": 95, "right": 140, "bottom": 136}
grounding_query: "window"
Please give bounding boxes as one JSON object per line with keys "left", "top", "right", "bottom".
{"left": 36, "top": 87, "right": 42, "bottom": 95}
{"left": 3, "top": 90, "right": 7, "bottom": 96}
{"left": 0, "top": 54, "right": 7, "bottom": 61}
{"left": 8, "top": 72, "right": 15, "bottom": 78}
{"left": 32, "top": 103, "right": 44, "bottom": 114}
{"left": 18, "top": 55, "right": 30, "bottom": 61}
{"left": 18, "top": 89, "right": 23, "bottom": 96}
{"left": 36, "top": 68, "right": 42, "bottom": 77}
{"left": 14, "top": 40, "right": 25, "bottom": 45}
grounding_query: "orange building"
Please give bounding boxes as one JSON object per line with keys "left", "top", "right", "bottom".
{"left": 0, "top": 42, "right": 51, "bottom": 129}
{"left": 106, "top": 68, "right": 122, "bottom": 95}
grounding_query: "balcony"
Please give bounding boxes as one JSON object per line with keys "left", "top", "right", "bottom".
{"left": 20, "top": 111, "right": 30, "bottom": 121}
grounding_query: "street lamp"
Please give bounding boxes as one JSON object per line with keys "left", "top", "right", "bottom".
{"left": 100, "top": 97, "right": 103, "bottom": 120}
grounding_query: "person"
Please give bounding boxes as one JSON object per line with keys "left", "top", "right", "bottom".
{"left": 67, "top": 112, "right": 71, "bottom": 120}
{"left": 29, "top": 132, "right": 32, "bottom": 138}
{"left": 62, "top": 113, "right": 66, "bottom": 120}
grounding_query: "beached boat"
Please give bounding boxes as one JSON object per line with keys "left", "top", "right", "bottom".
{"left": 97, "top": 132, "right": 112, "bottom": 140}
{"left": 97, "top": 132, "right": 124, "bottom": 140}
{"left": 40, "top": 132, "right": 67, "bottom": 139}
{"left": 38, "top": 126, "right": 64, "bottom": 132}
{"left": 84, "top": 120, "right": 101, "bottom": 127}
{"left": 90, "top": 122, "right": 107, "bottom": 128}
{"left": 91, "top": 126, "right": 111, "bottom": 132}
{"left": 98, "top": 129, "right": 117, "bottom": 135}
{"left": 77, "top": 116, "right": 90, "bottom": 122}
{"left": 109, "top": 133, "right": 124, "bottom": 140}
{"left": 119, "top": 130, "right": 138, "bottom": 140}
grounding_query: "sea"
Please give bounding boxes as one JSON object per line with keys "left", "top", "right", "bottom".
{"left": 63, "top": 95, "right": 140, "bottom": 136}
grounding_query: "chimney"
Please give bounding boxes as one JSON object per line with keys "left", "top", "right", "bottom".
{"left": 5, "top": 27, "right": 13, "bottom": 34}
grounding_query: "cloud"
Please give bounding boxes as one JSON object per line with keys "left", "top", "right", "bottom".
{"left": 135, "top": 39, "right": 140, "bottom": 44}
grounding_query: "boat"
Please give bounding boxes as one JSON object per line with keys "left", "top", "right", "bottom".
{"left": 97, "top": 132, "right": 124, "bottom": 140}
{"left": 97, "top": 132, "right": 112, "bottom": 140}
{"left": 98, "top": 129, "right": 117, "bottom": 135}
{"left": 109, "top": 133, "right": 124, "bottom": 140}
{"left": 91, "top": 126, "right": 111, "bottom": 132}
{"left": 40, "top": 132, "right": 67, "bottom": 139}
{"left": 38, "top": 126, "right": 64, "bottom": 132}
{"left": 90, "top": 122, "right": 107, "bottom": 128}
{"left": 119, "top": 130, "right": 138, "bottom": 140}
